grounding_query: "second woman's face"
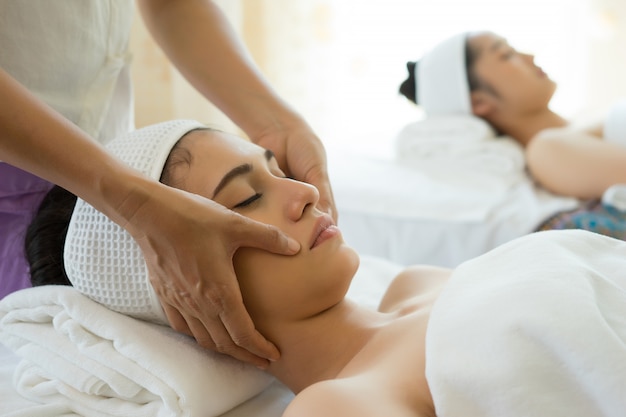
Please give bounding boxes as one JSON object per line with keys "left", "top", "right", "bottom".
{"left": 468, "top": 32, "right": 557, "bottom": 114}
{"left": 172, "top": 130, "right": 359, "bottom": 323}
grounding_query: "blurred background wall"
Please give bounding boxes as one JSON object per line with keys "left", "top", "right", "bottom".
{"left": 130, "top": 0, "right": 626, "bottom": 152}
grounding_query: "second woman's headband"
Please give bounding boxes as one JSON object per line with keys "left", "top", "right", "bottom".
{"left": 416, "top": 32, "right": 471, "bottom": 116}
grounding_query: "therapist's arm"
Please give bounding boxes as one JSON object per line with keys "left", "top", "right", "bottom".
{"left": 0, "top": 67, "right": 300, "bottom": 367}
{"left": 137, "top": 0, "right": 337, "bottom": 220}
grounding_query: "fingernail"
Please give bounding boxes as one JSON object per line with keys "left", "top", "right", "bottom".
{"left": 287, "top": 237, "right": 301, "bottom": 253}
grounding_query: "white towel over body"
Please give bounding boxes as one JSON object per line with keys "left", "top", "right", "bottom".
{"left": 426, "top": 229, "right": 626, "bottom": 416}
{"left": 0, "top": 286, "right": 274, "bottom": 417}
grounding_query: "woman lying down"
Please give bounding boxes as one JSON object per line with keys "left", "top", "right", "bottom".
{"left": 25, "top": 120, "right": 626, "bottom": 416}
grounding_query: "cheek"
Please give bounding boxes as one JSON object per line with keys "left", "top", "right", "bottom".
{"left": 233, "top": 244, "right": 360, "bottom": 320}
{"left": 245, "top": 197, "right": 284, "bottom": 222}
{"left": 233, "top": 248, "right": 301, "bottom": 318}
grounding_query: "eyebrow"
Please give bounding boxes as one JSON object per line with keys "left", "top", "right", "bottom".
{"left": 212, "top": 149, "right": 275, "bottom": 198}
{"left": 489, "top": 39, "right": 505, "bottom": 52}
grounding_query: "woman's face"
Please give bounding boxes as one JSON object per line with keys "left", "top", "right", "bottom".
{"left": 170, "top": 129, "right": 359, "bottom": 323}
{"left": 468, "top": 32, "right": 557, "bottom": 115}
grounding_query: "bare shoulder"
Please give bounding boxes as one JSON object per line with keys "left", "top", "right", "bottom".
{"left": 282, "top": 379, "right": 428, "bottom": 417}
{"left": 282, "top": 381, "right": 362, "bottom": 417}
{"left": 378, "top": 265, "right": 452, "bottom": 313}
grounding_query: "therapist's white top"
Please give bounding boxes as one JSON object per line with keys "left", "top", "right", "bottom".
{"left": 0, "top": 0, "right": 135, "bottom": 143}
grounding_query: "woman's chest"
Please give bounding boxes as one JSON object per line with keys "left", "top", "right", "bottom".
{"left": 336, "top": 313, "right": 434, "bottom": 415}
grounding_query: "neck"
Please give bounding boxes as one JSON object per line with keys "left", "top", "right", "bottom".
{"left": 260, "top": 299, "right": 391, "bottom": 393}
{"left": 490, "top": 108, "right": 568, "bottom": 146}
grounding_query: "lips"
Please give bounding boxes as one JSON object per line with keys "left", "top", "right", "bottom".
{"left": 536, "top": 66, "right": 546, "bottom": 77}
{"left": 309, "top": 214, "right": 336, "bottom": 249}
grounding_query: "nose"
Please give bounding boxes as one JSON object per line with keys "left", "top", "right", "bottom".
{"left": 521, "top": 51, "right": 535, "bottom": 63}
{"left": 284, "top": 178, "right": 320, "bottom": 221}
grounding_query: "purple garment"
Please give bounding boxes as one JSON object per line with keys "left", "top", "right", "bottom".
{"left": 0, "top": 163, "right": 53, "bottom": 298}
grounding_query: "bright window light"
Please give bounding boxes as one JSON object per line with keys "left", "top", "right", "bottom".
{"left": 308, "top": 0, "right": 589, "bottom": 153}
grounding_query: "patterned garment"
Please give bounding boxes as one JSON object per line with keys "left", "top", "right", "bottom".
{"left": 536, "top": 199, "right": 626, "bottom": 240}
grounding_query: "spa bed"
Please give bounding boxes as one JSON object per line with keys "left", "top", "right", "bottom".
{"left": 3, "top": 231, "right": 626, "bottom": 416}
{"left": 328, "top": 115, "right": 581, "bottom": 267}
{"left": 3, "top": 108, "right": 625, "bottom": 416}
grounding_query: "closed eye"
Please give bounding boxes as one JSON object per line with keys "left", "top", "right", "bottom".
{"left": 234, "top": 193, "right": 262, "bottom": 208}
{"left": 501, "top": 48, "right": 516, "bottom": 59}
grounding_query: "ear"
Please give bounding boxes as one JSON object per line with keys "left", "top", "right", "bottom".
{"left": 470, "top": 90, "right": 495, "bottom": 117}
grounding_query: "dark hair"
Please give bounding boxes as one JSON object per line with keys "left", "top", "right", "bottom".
{"left": 25, "top": 185, "right": 77, "bottom": 286}
{"left": 24, "top": 135, "right": 198, "bottom": 288}
{"left": 398, "top": 37, "right": 483, "bottom": 104}
{"left": 398, "top": 61, "right": 418, "bottom": 104}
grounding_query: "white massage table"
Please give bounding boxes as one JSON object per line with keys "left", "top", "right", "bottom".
{"left": 328, "top": 116, "right": 580, "bottom": 268}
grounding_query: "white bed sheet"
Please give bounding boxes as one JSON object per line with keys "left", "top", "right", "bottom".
{"left": 327, "top": 141, "right": 579, "bottom": 267}
{"left": 0, "top": 256, "right": 401, "bottom": 417}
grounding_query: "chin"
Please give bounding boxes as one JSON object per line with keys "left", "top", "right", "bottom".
{"left": 344, "top": 245, "right": 361, "bottom": 276}
{"left": 547, "top": 79, "right": 558, "bottom": 98}
{"left": 309, "top": 243, "right": 360, "bottom": 306}
{"left": 332, "top": 244, "right": 361, "bottom": 292}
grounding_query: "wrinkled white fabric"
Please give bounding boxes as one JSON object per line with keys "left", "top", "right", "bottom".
{"left": 426, "top": 230, "right": 626, "bottom": 417}
{"left": 0, "top": 286, "right": 274, "bottom": 417}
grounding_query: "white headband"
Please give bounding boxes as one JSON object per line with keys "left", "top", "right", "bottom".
{"left": 416, "top": 33, "right": 471, "bottom": 116}
{"left": 64, "top": 119, "right": 206, "bottom": 324}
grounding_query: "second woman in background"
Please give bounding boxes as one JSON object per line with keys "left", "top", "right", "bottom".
{"left": 399, "top": 31, "right": 626, "bottom": 201}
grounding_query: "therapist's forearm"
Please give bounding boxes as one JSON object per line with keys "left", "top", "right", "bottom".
{"left": 0, "top": 67, "right": 156, "bottom": 227}
{"left": 137, "top": 0, "right": 303, "bottom": 139}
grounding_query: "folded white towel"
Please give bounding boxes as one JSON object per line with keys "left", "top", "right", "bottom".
{"left": 394, "top": 116, "right": 526, "bottom": 192}
{"left": 395, "top": 115, "right": 495, "bottom": 148}
{"left": 426, "top": 230, "right": 626, "bottom": 416}
{"left": 0, "top": 286, "right": 274, "bottom": 417}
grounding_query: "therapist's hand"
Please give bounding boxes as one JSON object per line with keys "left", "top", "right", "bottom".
{"left": 252, "top": 120, "right": 338, "bottom": 223}
{"left": 125, "top": 184, "right": 300, "bottom": 368}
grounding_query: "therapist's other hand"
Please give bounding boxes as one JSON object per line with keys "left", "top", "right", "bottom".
{"left": 125, "top": 184, "right": 300, "bottom": 368}
{"left": 253, "top": 121, "right": 338, "bottom": 223}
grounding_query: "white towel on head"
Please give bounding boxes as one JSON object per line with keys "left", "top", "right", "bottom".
{"left": 64, "top": 119, "right": 206, "bottom": 325}
{"left": 0, "top": 286, "right": 274, "bottom": 417}
{"left": 417, "top": 32, "right": 471, "bottom": 116}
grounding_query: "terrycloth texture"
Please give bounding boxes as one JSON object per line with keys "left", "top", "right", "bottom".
{"left": 426, "top": 229, "right": 626, "bottom": 417}
{"left": 394, "top": 116, "right": 526, "bottom": 192}
{"left": 604, "top": 98, "right": 626, "bottom": 145}
{"left": 64, "top": 120, "right": 205, "bottom": 324}
{"left": 416, "top": 33, "right": 471, "bottom": 116}
{"left": 0, "top": 286, "right": 274, "bottom": 417}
